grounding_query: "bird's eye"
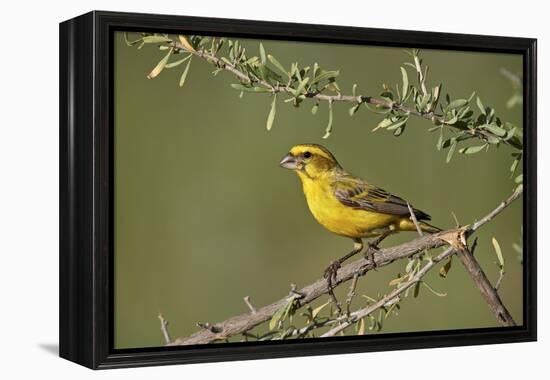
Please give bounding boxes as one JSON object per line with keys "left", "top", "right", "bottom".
{"left": 303, "top": 151, "right": 312, "bottom": 159}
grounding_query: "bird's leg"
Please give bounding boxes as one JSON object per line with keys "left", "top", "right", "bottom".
{"left": 364, "top": 229, "right": 394, "bottom": 268}
{"left": 324, "top": 238, "right": 363, "bottom": 290}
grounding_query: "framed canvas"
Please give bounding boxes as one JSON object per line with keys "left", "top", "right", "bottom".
{"left": 59, "top": 11, "right": 537, "bottom": 369}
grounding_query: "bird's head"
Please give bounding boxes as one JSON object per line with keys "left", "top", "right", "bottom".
{"left": 279, "top": 144, "right": 341, "bottom": 179}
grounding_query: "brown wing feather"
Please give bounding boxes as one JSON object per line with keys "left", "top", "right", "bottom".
{"left": 332, "top": 174, "right": 431, "bottom": 220}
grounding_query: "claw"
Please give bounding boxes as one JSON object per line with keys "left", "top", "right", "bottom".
{"left": 364, "top": 244, "right": 379, "bottom": 269}
{"left": 324, "top": 260, "right": 341, "bottom": 289}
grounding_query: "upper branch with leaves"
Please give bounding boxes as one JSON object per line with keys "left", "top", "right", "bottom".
{"left": 125, "top": 32, "right": 524, "bottom": 344}
{"left": 126, "top": 33, "right": 523, "bottom": 176}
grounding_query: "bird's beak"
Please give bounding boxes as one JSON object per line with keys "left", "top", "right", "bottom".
{"left": 279, "top": 153, "right": 300, "bottom": 170}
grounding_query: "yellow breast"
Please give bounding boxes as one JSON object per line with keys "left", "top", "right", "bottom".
{"left": 298, "top": 174, "right": 400, "bottom": 238}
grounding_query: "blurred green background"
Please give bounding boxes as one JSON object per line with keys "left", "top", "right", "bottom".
{"left": 114, "top": 32, "right": 523, "bottom": 349}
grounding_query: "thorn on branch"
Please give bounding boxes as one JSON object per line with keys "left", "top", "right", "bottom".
{"left": 243, "top": 296, "right": 257, "bottom": 314}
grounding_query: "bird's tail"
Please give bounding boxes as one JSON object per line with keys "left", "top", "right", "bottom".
{"left": 419, "top": 221, "right": 442, "bottom": 234}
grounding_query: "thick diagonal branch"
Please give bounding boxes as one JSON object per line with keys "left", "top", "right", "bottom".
{"left": 168, "top": 186, "right": 522, "bottom": 345}
{"left": 456, "top": 248, "right": 515, "bottom": 326}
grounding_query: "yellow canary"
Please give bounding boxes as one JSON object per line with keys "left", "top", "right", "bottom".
{"left": 279, "top": 143, "right": 439, "bottom": 285}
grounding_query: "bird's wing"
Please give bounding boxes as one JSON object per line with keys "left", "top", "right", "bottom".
{"left": 332, "top": 174, "right": 431, "bottom": 220}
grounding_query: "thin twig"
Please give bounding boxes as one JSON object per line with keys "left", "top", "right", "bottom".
{"left": 495, "top": 268, "right": 505, "bottom": 291}
{"left": 168, "top": 186, "right": 522, "bottom": 345}
{"left": 321, "top": 247, "right": 455, "bottom": 337}
{"left": 158, "top": 313, "right": 171, "bottom": 345}
{"left": 407, "top": 202, "right": 424, "bottom": 237}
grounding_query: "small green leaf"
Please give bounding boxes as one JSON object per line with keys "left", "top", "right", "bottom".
{"left": 439, "top": 257, "right": 452, "bottom": 278}
{"left": 447, "top": 99, "right": 468, "bottom": 110}
{"left": 267, "top": 54, "right": 289, "bottom": 79}
{"left": 400, "top": 67, "right": 409, "bottom": 100}
{"left": 230, "top": 84, "right": 271, "bottom": 92}
{"left": 124, "top": 32, "right": 142, "bottom": 46}
{"left": 312, "top": 301, "right": 330, "bottom": 319}
{"left": 492, "top": 237, "right": 504, "bottom": 268}
{"left": 436, "top": 129, "right": 444, "bottom": 151}
{"left": 373, "top": 118, "right": 393, "bottom": 132}
{"left": 322, "top": 101, "right": 333, "bottom": 139}
{"left": 294, "top": 77, "right": 310, "bottom": 95}
{"left": 421, "top": 281, "right": 447, "bottom": 297}
{"left": 178, "top": 55, "right": 193, "bottom": 87}
{"left": 459, "top": 144, "right": 487, "bottom": 154}
{"left": 504, "top": 126, "right": 517, "bottom": 141}
{"left": 476, "top": 96, "right": 486, "bottom": 115}
{"left": 311, "top": 103, "right": 319, "bottom": 115}
{"left": 259, "top": 43, "right": 266, "bottom": 64}
{"left": 311, "top": 70, "right": 340, "bottom": 85}
{"left": 142, "top": 35, "right": 173, "bottom": 44}
{"left": 266, "top": 94, "right": 277, "bottom": 131}
{"left": 515, "top": 174, "right": 523, "bottom": 184}
{"left": 386, "top": 116, "right": 409, "bottom": 131}
{"left": 269, "top": 300, "right": 290, "bottom": 330}
{"left": 348, "top": 103, "right": 361, "bottom": 116}
{"left": 446, "top": 140, "right": 457, "bottom": 163}
{"left": 165, "top": 54, "right": 192, "bottom": 69}
{"left": 483, "top": 124, "right": 507, "bottom": 137}
{"left": 413, "top": 281, "right": 421, "bottom": 298}
{"left": 148, "top": 48, "right": 173, "bottom": 79}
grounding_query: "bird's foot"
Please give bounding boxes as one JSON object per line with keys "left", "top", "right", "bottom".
{"left": 323, "top": 260, "right": 341, "bottom": 289}
{"left": 364, "top": 244, "right": 380, "bottom": 270}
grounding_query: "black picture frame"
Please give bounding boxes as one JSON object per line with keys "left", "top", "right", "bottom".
{"left": 59, "top": 10, "right": 537, "bottom": 369}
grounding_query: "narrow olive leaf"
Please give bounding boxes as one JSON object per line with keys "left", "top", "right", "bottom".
{"left": 483, "top": 124, "right": 507, "bottom": 137}
{"left": 311, "top": 301, "right": 330, "bottom": 319}
{"left": 266, "top": 94, "right": 277, "bottom": 131}
{"left": 439, "top": 257, "right": 452, "bottom": 278}
{"left": 352, "top": 83, "right": 357, "bottom": 97}
{"left": 358, "top": 318, "right": 366, "bottom": 335}
{"left": 178, "top": 35, "right": 196, "bottom": 53}
{"left": 386, "top": 116, "right": 408, "bottom": 131}
{"left": 492, "top": 237, "right": 505, "bottom": 268}
{"left": 267, "top": 54, "right": 289, "bottom": 79}
{"left": 164, "top": 54, "right": 192, "bottom": 69}
{"left": 349, "top": 103, "right": 361, "bottom": 116}
{"left": 510, "top": 157, "right": 520, "bottom": 174}
{"left": 311, "top": 70, "right": 340, "bottom": 85}
{"left": 515, "top": 174, "right": 523, "bottom": 184}
{"left": 447, "top": 99, "right": 468, "bottom": 110}
{"left": 421, "top": 281, "right": 447, "bottom": 297}
{"left": 436, "top": 129, "right": 444, "bottom": 151}
{"left": 413, "top": 282, "right": 421, "bottom": 298}
{"left": 294, "top": 77, "right": 310, "bottom": 95}
{"left": 504, "top": 126, "right": 517, "bottom": 141}
{"left": 372, "top": 118, "right": 394, "bottom": 132}
{"left": 322, "top": 101, "right": 334, "bottom": 139}
{"left": 178, "top": 56, "right": 193, "bottom": 87}
{"left": 459, "top": 144, "right": 487, "bottom": 154}
{"left": 446, "top": 140, "right": 457, "bottom": 163}
{"left": 311, "top": 102, "right": 319, "bottom": 115}
{"left": 259, "top": 43, "right": 266, "bottom": 64}
{"left": 142, "top": 35, "right": 173, "bottom": 44}
{"left": 400, "top": 67, "right": 409, "bottom": 100}
{"left": 269, "top": 300, "right": 289, "bottom": 330}
{"left": 147, "top": 48, "right": 173, "bottom": 79}
{"left": 476, "top": 96, "right": 486, "bottom": 115}
{"left": 230, "top": 84, "right": 271, "bottom": 92}
{"left": 124, "top": 32, "right": 142, "bottom": 46}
